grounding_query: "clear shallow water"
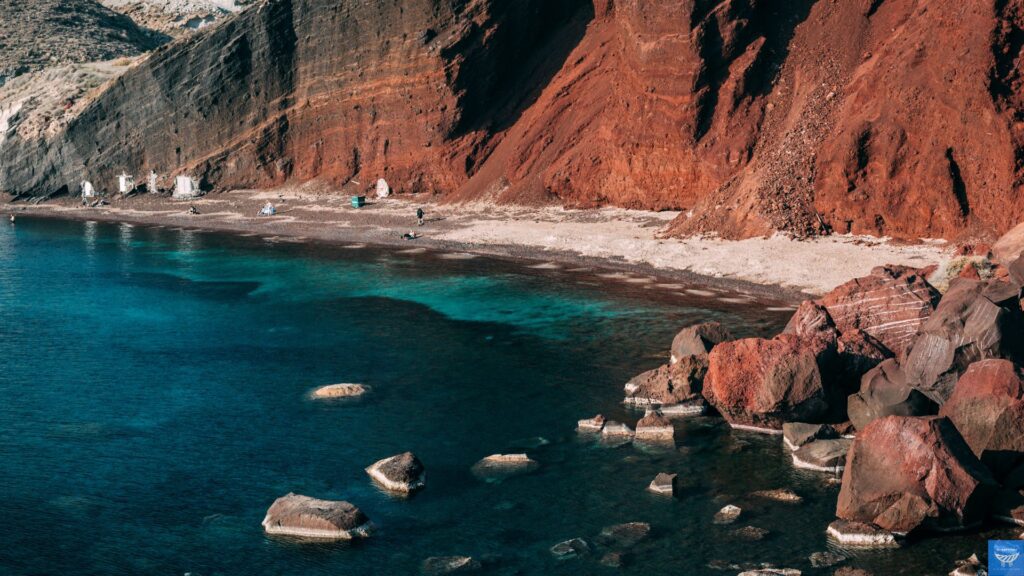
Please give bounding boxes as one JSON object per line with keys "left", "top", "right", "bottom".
{"left": 0, "top": 218, "right": 1000, "bottom": 576}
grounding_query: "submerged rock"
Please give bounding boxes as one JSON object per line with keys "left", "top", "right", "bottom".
{"left": 366, "top": 452, "right": 425, "bottom": 494}
{"left": 731, "top": 525, "right": 770, "bottom": 541}
{"left": 599, "top": 551, "right": 625, "bottom": 568}
{"left": 648, "top": 472, "right": 678, "bottom": 496}
{"left": 310, "top": 383, "right": 369, "bottom": 399}
{"left": 713, "top": 504, "right": 742, "bottom": 524}
{"left": 836, "top": 416, "right": 996, "bottom": 533}
{"left": 471, "top": 454, "right": 538, "bottom": 479}
{"left": 261, "top": 493, "right": 373, "bottom": 539}
{"left": 782, "top": 422, "right": 838, "bottom": 451}
{"left": 577, "top": 414, "right": 606, "bottom": 433}
{"left": 549, "top": 538, "right": 589, "bottom": 560}
{"left": 595, "top": 522, "right": 651, "bottom": 549}
{"left": 749, "top": 488, "right": 803, "bottom": 504}
{"left": 809, "top": 551, "right": 846, "bottom": 568}
{"left": 737, "top": 569, "right": 801, "bottom": 576}
{"left": 421, "top": 556, "right": 481, "bottom": 575}
{"left": 792, "top": 439, "right": 852, "bottom": 473}
{"left": 825, "top": 520, "right": 898, "bottom": 548}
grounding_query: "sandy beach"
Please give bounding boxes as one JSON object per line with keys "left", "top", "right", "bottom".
{"left": 2, "top": 186, "right": 951, "bottom": 297}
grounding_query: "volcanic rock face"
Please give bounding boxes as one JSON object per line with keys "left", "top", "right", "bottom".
{"left": 836, "top": 416, "right": 996, "bottom": 534}
{"left": 5, "top": 0, "right": 1024, "bottom": 241}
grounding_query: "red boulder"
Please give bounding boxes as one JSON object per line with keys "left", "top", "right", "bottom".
{"left": 836, "top": 416, "right": 995, "bottom": 534}
{"left": 703, "top": 334, "right": 839, "bottom": 431}
{"left": 819, "top": 265, "right": 941, "bottom": 357}
{"left": 939, "top": 359, "right": 1024, "bottom": 480}
{"left": 902, "top": 279, "right": 1024, "bottom": 404}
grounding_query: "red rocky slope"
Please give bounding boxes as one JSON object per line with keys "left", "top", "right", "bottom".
{"left": 3, "top": 0, "right": 1024, "bottom": 241}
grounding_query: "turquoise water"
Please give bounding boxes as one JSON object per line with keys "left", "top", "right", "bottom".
{"left": 0, "top": 218, "right": 999, "bottom": 575}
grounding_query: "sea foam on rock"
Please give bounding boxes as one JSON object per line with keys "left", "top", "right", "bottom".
{"left": 365, "top": 452, "right": 425, "bottom": 494}
{"left": 261, "top": 493, "right": 373, "bottom": 539}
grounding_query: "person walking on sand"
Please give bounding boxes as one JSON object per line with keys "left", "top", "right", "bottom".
{"left": 417, "top": 207, "right": 425, "bottom": 226}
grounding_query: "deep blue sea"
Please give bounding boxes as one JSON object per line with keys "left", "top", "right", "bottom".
{"left": 0, "top": 218, "right": 1000, "bottom": 575}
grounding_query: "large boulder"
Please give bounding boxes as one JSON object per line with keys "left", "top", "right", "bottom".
{"left": 819, "top": 265, "right": 941, "bottom": 357}
{"left": 847, "top": 359, "right": 935, "bottom": 431}
{"left": 703, "top": 334, "right": 839, "bottom": 431}
{"left": 938, "top": 359, "right": 1024, "bottom": 480}
{"left": 902, "top": 279, "right": 1024, "bottom": 404}
{"left": 993, "top": 221, "right": 1024, "bottom": 266}
{"left": 670, "top": 321, "right": 732, "bottom": 363}
{"left": 786, "top": 302, "right": 890, "bottom": 392}
{"left": 624, "top": 356, "right": 707, "bottom": 407}
{"left": 836, "top": 416, "right": 996, "bottom": 534}
{"left": 366, "top": 452, "right": 426, "bottom": 494}
{"left": 262, "top": 493, "right": 373, "bottom": 539}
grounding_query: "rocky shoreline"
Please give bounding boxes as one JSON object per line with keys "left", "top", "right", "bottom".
{"left": 598, "top": 221, "right": 1024, "bottom": 572}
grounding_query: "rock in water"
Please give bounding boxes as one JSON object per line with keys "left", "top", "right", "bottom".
{"left": 365, "top": 452, "right": 426, "bottom": 494}
{"left": 836, "top": 416, "right": 996, "bottom": 533}
{"left": 938, "top": 359, "right": 1024, "bottom": 480}
{"left": 782, "top": 422, "right": 838, "bottom": 451}
{"left": 634, "top": 410, "right": 674, "bottom": 443}
{"left": 809, "top": 551, "right": 846, "bottom": 568}
{"left": 818, "top": 265, "right": 940, "bottom": 357}
{"left": 713, "top": 505, "right": 742, "bottom": 524}
{"left": 471, "top": 454, "right": 538, "bottom": 479}
{"left": 670, "top": 321, "right": 732, "bottom": 363}
{"left": 310, "top": 383, "right": 369, "bottom": 399}
{"left": 595, "top": 522, "right": 651, "bottom": 549}
{"left": 826, "top": 520, "right": 898, "bottom": 548}
{"left": 624, "top": 356, "right": 708, "bottom": 407}
{"left": 421, "top": 556, "right": 480, "bottom": 575}
{"left": 648, "top": 473, "right": 678, "bottom": 496}
{"left": 737, "top": 569, "right": 801, "bottom": 576}
{"left": 792, "top": 439, "right": 852, "bottom": 473}
{"left": 550, "top": 538, "right": 589, "bottom": 560}
{"left": 601, "top": 421, "right": 635, "bottom": 442}
{"left": 577, "top": 414, "right": 606, "bottom": 433}
{"left": 703, "top": 334, "right": 838, "bottom": 431}
{"left": 903, "top": 279, "right": 1024, "bottom": 404}
{"left": 847, "top": 359, "right": 935, "bottom": 431}
{"left": 750, "top": 488, "right": 803, "bottom": 504}
{"left": 261, "top": 493, "right": 373, "bottom": 539}
{"left": 949, "top": 554, "right": 987, "bottom": 576}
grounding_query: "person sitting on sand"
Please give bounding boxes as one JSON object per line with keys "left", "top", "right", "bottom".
{"left": 417, "top": 207, "right": 425, "bottom": 226}
{"left": 188, "top": 205, "right": 199, "bottom": 215}
{"left": 402, "top": 231, "right": 420, "bottom": 240}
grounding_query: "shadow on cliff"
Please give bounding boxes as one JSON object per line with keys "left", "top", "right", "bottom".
{"left": 445, "top": 0, "right": 594, "bottom": 142}
{"left": 694, "top": 0, "right": 819, "bottom": 141}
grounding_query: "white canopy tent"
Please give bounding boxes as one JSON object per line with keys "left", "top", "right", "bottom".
{"left": 173, "top": 176, "right": 200, "bottom": 199}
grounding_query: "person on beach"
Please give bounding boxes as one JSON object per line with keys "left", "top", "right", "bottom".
{"left": 417, "top": 207, "right": 425, "bottom": 226}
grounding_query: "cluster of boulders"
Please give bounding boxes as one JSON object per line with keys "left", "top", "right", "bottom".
{"left": 621, "top": 225, "right": 1024, "bottom": 547}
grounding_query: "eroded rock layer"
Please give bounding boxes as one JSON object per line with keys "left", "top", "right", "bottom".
{"left": 4, "top": 0, "right": 1024, "bottom": 241}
